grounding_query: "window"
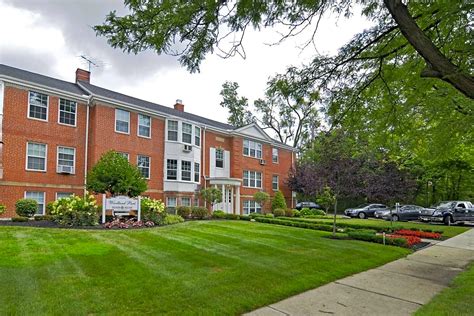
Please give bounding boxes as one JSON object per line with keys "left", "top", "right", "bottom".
{"left": 215, "top": 148, "right": 224, "bottom": 168}
{"left": 195, "top": 126, "right": 201, "bottom": 146}
{"left": 28, "top": 91, "right": 48, "bottom": 121}
{"left": 243, "top": 170, "right": 262, "bottom": 188}
{"left": 138, "top": 114, "right": 151, "bottom": 138}
{"left": 25, "top": 191, "right": 45, "bottom": 215}
{"left": 26, "top": 142, "right": 47, "bottom": 171}
{"left": 181, "top": 197, "right": 191, "bottom": 207}
{"left": 272, "top": 175, "right": 279, "bottom": 191}
{"left": 194, "top": 162, "right": 200, "bottom": 182}
{"left": 243, "top": 201, "right": 261, "bottom": 215}
{"left": 58, "top": 98, "right": 76, "bottom": 126}
{"left": 56, "top": 192, "right": 73, "bottom": 200}
{"left": 137, "top": 155, "right": 150, "bottom": 179}
{"left": 182, "top": 123, "right": 192, "bottom": 144}
{"left": 166, "top": 159, "right": 178, "bottom": 180}
{"left": 118, "top": 152, "right": 129, "bottom": 161}
{"left": 166, "top": 197, "right": 177, "bottom": 207}
{"left": 115, "top": 109, "right": 130, "bottom": 133}
{"left": 57, "top": 146, "right": 75, "bottom": 173}
{"left": 243, "top": 139, "right": 262, "bottom": 158}
{"left": 181, "top": 160, "right": 192, "bottom": 181}
{"left": 167, "top": 120, "right": 178, "bottom": 141}
{"left": 272, "top": 148, "right": 279, "bottom": 163}
{"left": 194, "top": 198, "right": 199, "bottom": 207}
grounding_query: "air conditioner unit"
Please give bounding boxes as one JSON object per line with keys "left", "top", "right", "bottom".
{"left": 183, "top": 144, "right": 193, "bottom": 152}
{"left": 57, "top": 165, "right": 74, "bottom": 174}
{"left": 259, "top": 159, "right": 266, "bottom": 165}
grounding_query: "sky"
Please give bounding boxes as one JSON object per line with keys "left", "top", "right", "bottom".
{"left": 0, "top": 0, "right": 373, "bottom": 123}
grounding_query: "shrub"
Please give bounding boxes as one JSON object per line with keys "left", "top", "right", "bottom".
{"left": 273, "top": 208, "right": 286, "bottom": 217}
{"left": 300, "top": 208, "right": 326, "bottom": 216}
{"left": 224, "top": 213, "right": 240, "bottom": 220}
{"left": 212, "top": 210, "right": 226, "bottom": 219}
{"left": 347, "top": 231, "right": 409, "bottom": 247}
{"left": 192, "top": 207, "right": 210, "bottom": 219}
{"left": 15, "top": 198, "right": 38, "bottom": 217}
{"left": 271, "top": 190, "right": 287, "bottom": 211}
{"left": 0, "top": 204, "right": 6, "bottom": 215}
{"left": 265, "top": 213, "right": 275, "bottom": 218}
{"left": 284, "top": 208, "right": 295, "bottom": 217}
{"left": 293, "top": 210, "right": 300, "bottom": 217}
{"left": 141, "top": 197, "right": 165, "bottom": 224}
{"left": 253, "top": 191, "right": 270, "bottom": 210}
{"left": 177, "top": 206, "right": 191, "bottom": 218}
{"left": 50, "top": 193, "right": 99, "bottom": 226}
{"left": 163, "top": 214, "right": 185, "bottom": 225}
{"left": 240, "top": 215, "right": 251, "bottom": 221}
{"left": 12, "top": 217, "right": 29, "bottom": 222}
{"left": 45, "top": 201, "right": 55, "bottom": 215}
{"left": 34, "top": 215, "right": 53, "bottom": 221}
{"left": 249, "top": 212, "right": 265, "bottom": 218}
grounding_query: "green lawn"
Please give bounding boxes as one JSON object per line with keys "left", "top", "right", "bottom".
{"left": 0, "top": 221, "right": 410, "bottom": 315}
{"left": 415, "top": 263, "right": 474, "bottom": 316}
{"left": 293, "top": 217, "right": 469, "bottom": 238}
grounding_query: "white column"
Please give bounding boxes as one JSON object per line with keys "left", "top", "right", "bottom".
{"left": 221, "top": 184, "right": 225, "bottom": 212}
{"left": 235, "top": 186, "right": 241, "bottom": 215}
{"left": 231, "top": 186, "right": 234, "bottom": 214}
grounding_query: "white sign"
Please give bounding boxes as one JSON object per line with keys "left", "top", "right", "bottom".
{"left": 102, "top": 195, "right": 141, "bottom": 223}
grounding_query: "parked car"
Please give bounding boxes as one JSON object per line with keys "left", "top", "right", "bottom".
{"left": 344, "top": 204, "right": 388, "bottom": 219}
{"left": 295, "top": 202, "right": 321, "bottom": 210}
{"left": 379, "top": 205, "right": 426, "bottom": 222}
{"left": 420, "top": 201, "right": 474, "bottom": 225}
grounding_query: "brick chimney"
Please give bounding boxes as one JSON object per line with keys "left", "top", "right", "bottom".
{"left": 174, "top": 99, "right": 184, "bottom": 112}
{"left": 75, "top": 68, "right": 90, "bottom": 83}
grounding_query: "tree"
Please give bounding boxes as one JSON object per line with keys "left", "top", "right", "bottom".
{"left": 199, "top": 187, "right": 222, "bottom": 209}
{"left": 95, "top": 1, "right": 472, "bottom": 98}
{"left": 86, "top": 151, "right": 147, "bottom": 197}
{"left": 271, "top": 190, "right": 287, "bottom": 211}
{"left": 316, "top": 186, "right": 336, "bottom": 214}
{"left": 253, "top": 191, "right": 270, "bottom": 212}
{"left": 220, "top": 78, "right": 319, "bottom": 148}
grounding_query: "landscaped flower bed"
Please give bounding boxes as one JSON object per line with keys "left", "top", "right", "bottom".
{"left": 394, "top": 229, "right": 442, "bottom": 239}
{"left": 387, "top": 234, "right": 422, "bottom": 247}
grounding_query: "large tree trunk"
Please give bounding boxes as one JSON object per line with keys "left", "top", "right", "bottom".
{"left": 384, "top": 0, "right": 474, "bottom": 99}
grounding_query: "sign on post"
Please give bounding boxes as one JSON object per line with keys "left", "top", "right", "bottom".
{"left": 102, "top": 195, "right": 141, "bottom": 223}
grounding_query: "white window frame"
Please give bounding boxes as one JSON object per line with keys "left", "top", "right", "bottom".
{"left": 166, "top": 159, "right": 178, "bottom": 180}
{"left": 26, "top": 142, "right": 47, "bottom": 172}
{"left": 181, "top": 160, "right": 192, "bottom": 181}
{"left": 27, "top": 91, "right": 49, "bottom": 122}
{"left": 115, "top": 108, "right": 130, "bottom": 134}
{"left": 243, "top": 139, "right": 263, "bottom": 158}
{"left": 180, "top": 197, "right": 191, "bottom": 207}
{"left": 272, "top": 148, "right": 279, "bottom": 163}
{"left": 243, "top": 200, "right": 262, "bottom": 215}
{"left": 243, "top": 170, "right": 262, "bottom": 188}
{"left": 182, "top": 122, "right": 192, "bottom": 144}
{"left": 215, "top": 148, "right": 224, "bottom": 168}
{"left": 137, "top": 155, "right": 151, "bottom": 179}
{"left": 56, "top": 146, "right": 76, "bottom": 174}
{"left": 56, "top": 192, "right": 73, "bottom": 200}
{"left": 166, "top": 197, "right": 177, "bottom": 207}
{"left": 24, "top": 191, "right": 45, "bottom": 215}
{"left": 137, "top": 114, "right": 151, "bottom": 138}
{"left": 194, "top": 162, "right": 200, "bottom": 183}
{"left": 57, "top": 98, "right": 77, "bottom": 127}
{"left": 272, "top": 175, "right": 279, "bottom": 191}
{"left": 194, "top": 126, "right": 201, "bottom": 147}
{"left": 167, "top": 120, "right": 179, "bottom": 141}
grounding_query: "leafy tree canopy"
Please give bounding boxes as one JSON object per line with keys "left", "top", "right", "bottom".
{"left": 86, "top": 151, "right": 148, "bottom": 197}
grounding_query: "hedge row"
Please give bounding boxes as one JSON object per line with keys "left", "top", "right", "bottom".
{"left": 347, "top": 231, "right": 408, "bottom": 247}
{"left": 254, "top": 217, "right": 335, "bottom": 232}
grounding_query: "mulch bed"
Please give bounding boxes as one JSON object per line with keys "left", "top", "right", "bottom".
{"left": 0, "top": 220, "right": 102, "bottom": 229}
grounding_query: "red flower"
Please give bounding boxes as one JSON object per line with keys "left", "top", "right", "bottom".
{"left": 395, "top": 229, "right": 442, "bottom": 239}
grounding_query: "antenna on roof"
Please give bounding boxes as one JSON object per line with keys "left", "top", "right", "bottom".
{"left": 80, "top": 55, "right": 101, "bottom": 72}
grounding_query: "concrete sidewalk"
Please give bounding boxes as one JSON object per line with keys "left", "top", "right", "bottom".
{"left": 246, "top": 228, "right": 474, "bottom": 316}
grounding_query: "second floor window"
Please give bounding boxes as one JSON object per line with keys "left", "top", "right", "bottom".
{"left": 243, "top": 139, "right": 262, "bottom": 158}
{"left": 181, "top": 160, "right": 192, "bottom": 181}
{"left": 28, "top": 91, "right": 48, "bottom": 121}
{"left": 59, "top": 98, "right": 77, "bottom": 126}
{"left": 272, "top": 175, "right": 279, "bottom": 191}
{"left": 166, "top": 159, "right": 178, "bottom": 180}
{"left": 57, "top": 146, "right": 75, "bottom": 173}
{"left": 272, "top": 148, "right": 279, "bottom": 163}
{"left": 115, "top": 109, "right": 130, "bottom": 133}
{"left": 216, "top": 148, "right": 224, "bottom": 168}
{"left": 138, "top": 114, "right": 151, "bottom": 138}
{"left": 243, "top": 170, "right": 262, "bottom": 188}
{"left": 182, "top": 123, "right": 192, "bottom": 144}
{"left": 26, "top": 142, "right": 47, "bottom": 171}
{"left": 137, "top": 155, "right": 150, "bottom": 179}
{"left": 167, "top": 120, "right": 178, "bottom": 141}
{"left": 195, "top": 126, "right": 201, "bottom": 146}
{"left": 194, "top": 162, "right": 200, "bottom": 182}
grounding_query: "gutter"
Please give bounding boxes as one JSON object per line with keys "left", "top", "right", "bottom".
{"left": 84, "top": 96, "right": 92, "bottom": 196}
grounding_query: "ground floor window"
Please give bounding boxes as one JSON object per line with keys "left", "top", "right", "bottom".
{"left": 56, "top": 192, "right": 73, "bottom": 200}
{"left": 243, "top": 200, "right": 261, "bottom": 215}
{"left": 181, "top": 197, "right": 191, "bottom": 207}
{"left": 166, "top": 197, "right": 177, "bottom": 208}
{"left": 25, "top": 191, "right": 45, "bottom": 215}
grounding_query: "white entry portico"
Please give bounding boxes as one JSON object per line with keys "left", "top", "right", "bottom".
{"left": 208, "top": 177, "right": 241, "bottom": 214}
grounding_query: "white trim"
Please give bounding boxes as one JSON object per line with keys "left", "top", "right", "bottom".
{"left": 242, "top": 170, "right": 263, "bottom": 189}
{"left": 57, "top": 97, "right": 77, "bottom": 127}
{"left": 114, "top": 108, "right": 130, "bottom": 134}
{"left": 25, "top": 141, "right": 47, "bottom": 172}
{"left": 137, "top": 113, "right": 152, "bottom": 139}
{"left": 56, "top": 145, "right": 76, "bottom": 174}
{"left": 243, "top": 139, "right": 263, "bottom": 159}
{"left": 24, "top": 191, "right": 46, "bottom": 215}
{"left": 27, "top": 91, "right": 49, "bottom": 122}
{"left": 137, "top": 154, "right": 151, "bottom": 179}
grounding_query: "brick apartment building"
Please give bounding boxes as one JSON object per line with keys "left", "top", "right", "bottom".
{"left": 0, "top": 64, "right": 296, "bottom": 218}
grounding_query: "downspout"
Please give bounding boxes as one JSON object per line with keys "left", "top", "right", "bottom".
{"left": 202, "top": 126, "right": 207, "bottom": 207}
{"left": 291, "top": 150, "right": 295, "bottom": 208}
{"left": 83, "top": 96, "right": 91, "bottom": 195}
{"left": 0, "top": 81, "right": 4, "bottom": 180}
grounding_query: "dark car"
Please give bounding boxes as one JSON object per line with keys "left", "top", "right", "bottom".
{"left": 380, "top": 205, "right": 425, "bottom": 222}
{"left": 295, "top": 202, "right": 321, "bottom": 210}
{"left": 344, "top": 204, "right": 388, "bottom": 219}
{"left": 420, "top": 201, "right": 474, "bottom": 225}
